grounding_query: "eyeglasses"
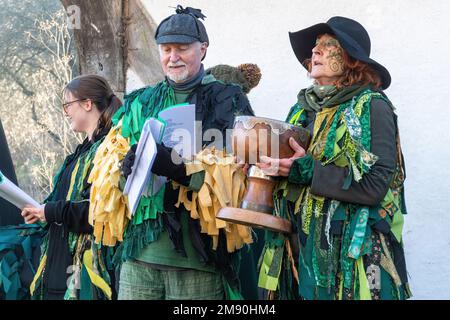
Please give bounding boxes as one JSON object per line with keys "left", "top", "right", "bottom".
{"left": 62, "top": 99, "right": 87, "bottom": 112}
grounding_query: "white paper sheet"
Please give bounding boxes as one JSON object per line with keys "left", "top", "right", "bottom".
{"left": 158, "top": 104, "right": 197, "bottom": 160}
{"left": 0, "top": 170, "right": 41, "bottom": 210}
{"left": 123, "top": 118, "right": 165, "bottom": 215}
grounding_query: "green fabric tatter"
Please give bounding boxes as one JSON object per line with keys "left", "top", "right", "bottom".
{"left": 0, "top": 224, "right": 45, "bottom": 300}
{"left": 113, "top": 215, "right": 164, "bottom": 265}
{"left": 258, "top": 245, "right": 285, "bottom": 291}
{"left": 340, "top": 210, "right": 357, "bottom": 291}
{"left": 258, "top": 222, "right": 286, "bottom": 291}
{"left": 311, "top": 213, "right": 333, "bottom": 289}
{"left": 188, "top": 171, "right": 206, "bottom": 192}
{"left": 323, "top": 104, "right": 346, "bottom": 160}
{"left": 301, "top": 191, "right": 313, "bottom": 235}
{"left": 357, "top": 94, "right": 373, "bottom": 150}
{"left": 119, "top": 82, "right": 175, "bottom": 145}
{"left": 286, "top": 103, "right": 307, "bottom": 127}
{"left": 348, "top": 207, "right": 369, "bottom": 259}
{"left": 319, "top": 90, "right": 384, "bottom": 189}
{"left": 345, "top": 94, "right": 378, "bottom": 175}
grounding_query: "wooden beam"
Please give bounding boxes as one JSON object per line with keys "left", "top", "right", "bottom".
{"left": 60, "top": 0, "right": 126, "bottom": 95}
{"left": 60, "top": 0, "right": 164, "bottom": 95}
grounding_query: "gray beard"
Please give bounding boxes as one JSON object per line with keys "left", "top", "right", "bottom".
{"left": 167, "top": 69, "right": 189, "bottom": 83}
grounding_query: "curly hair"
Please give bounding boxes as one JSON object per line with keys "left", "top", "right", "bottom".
{"left": 304, "top": 51, "right": 382, "bottom": 89}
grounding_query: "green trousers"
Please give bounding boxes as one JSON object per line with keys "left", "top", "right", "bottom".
{"left": 118, "top": 260, "right": 224, "bottom": 300}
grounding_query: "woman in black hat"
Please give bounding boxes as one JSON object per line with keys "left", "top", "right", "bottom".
{"left": 256, "top": 17, "right": 410, "bottom": 300}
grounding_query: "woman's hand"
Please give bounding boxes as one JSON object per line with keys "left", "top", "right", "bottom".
{"left": 21, "top": 205, "right": 46, "bottom": 224}
{"left": 256, "top": 137, "right": 306, "bottom": 177}
{"left": 236, "top": 157, "right": 250, "bottom": 176}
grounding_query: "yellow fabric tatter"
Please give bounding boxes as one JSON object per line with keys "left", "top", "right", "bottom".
{"left": 356, "top": 256, "right": 371, "bottom": 300}
{"left": 354, "top": 93, "right": 381, "bottom": 117}
{"left": 258, "top": 247, "right": 284, "bottom": 291}
{"left": 175, "top": 148, "right": 252, "bottom": 252}
{"left": 88, "top": 122, "right": 131, "bottom": 246}
{"left": 381, "top": 189, "right": 404, "bottom": 243}
{"left": 286, "top": 238, "right": 299, "bottom": 284}
{"left": 83, "top": 249, "right": 112, "bottom": 300}
{"left": 313, "top": 195, "right": 325, "bottom": 218}
{"left": 332, "top": 124, "right": 349, "bottom": 167}
{"left": 66, "top": 160, "right": 81, "bottom": 201}
{"left": 299, "top": 188, "right": 326, "bottom": 235}
{"left": 289, "top": 109, "right": 304, "bottom": 126}
{"left": 338, "top": 276, "right": 344, "bottom": 300}
{"left": 379, "top": 233, "right": 402, "bottom": 287}
{"left": 185, "top": 162, "right": 204, "bottom": 175}
{"left": 30, "top": 254, "right": 47, "bottom": 296}
{"left": 294, "top": 187, "right": 306, "bottom": 216}
{"left": 309, "top": 106, "right": 339, "bottom": 159}
{"left": 301, "top": 190, "right": 313, "bottom": 235}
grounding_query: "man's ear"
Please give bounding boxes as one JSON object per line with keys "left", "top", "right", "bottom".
{"left": 200, "top": 42, "right": 208, "bottom": 60}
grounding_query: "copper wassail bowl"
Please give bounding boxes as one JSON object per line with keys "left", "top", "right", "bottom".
{"left": 232, "top": 116, "right": 310, "bottom": 164}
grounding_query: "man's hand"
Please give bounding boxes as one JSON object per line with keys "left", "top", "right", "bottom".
{"left": 256, "top": 137, "right": 306, "bottom": 177}
{"left": 151, "top": 143, "right": 190, "bottom": 185}
{"left": 21, "top": 205, "right": 46, "bottom": 224}
{"left": 121, "top": 144, "right": 138, "bottom": 179}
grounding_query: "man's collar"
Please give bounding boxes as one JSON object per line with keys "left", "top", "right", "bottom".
{"left": 166, "top": 64, "right": 205, "bottom": 91}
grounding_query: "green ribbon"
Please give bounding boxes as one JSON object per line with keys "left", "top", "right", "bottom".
{"left": 348, "top": 207, "right": 369, "bottom": 259}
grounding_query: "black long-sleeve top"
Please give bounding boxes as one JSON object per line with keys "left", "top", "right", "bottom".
{"left": 41, "top": 132, "right": 105, "bottom": 298}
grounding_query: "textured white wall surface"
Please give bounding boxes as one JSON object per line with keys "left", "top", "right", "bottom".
{"left": 140, "top": 0, "right": 450, "bottom": 299}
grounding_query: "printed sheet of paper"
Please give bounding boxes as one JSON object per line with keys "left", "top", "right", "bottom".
{"left": 158, "top": 104, "right": 197, "bottom": 160}
{"left": 0, "top": 170, "right": 41, "bottom": 210}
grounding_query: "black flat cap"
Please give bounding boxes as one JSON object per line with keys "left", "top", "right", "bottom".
{"left": 155, "top": 5, "right": 209, "bottom": 45}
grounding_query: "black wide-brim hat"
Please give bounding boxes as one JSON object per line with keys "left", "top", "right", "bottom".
{"left": 289, "top": 16, "right": 391, "bottom": 89}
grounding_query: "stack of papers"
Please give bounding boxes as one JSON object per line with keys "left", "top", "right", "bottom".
{"left": 123, "top": 118, "right": 165, "bottom": 215}
{"left": 121, "top": 103, "right": 197, "bottom": 216}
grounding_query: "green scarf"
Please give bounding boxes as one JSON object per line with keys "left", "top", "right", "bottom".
{"left": 298, "top": 84, "right": 370, "bottom": 112}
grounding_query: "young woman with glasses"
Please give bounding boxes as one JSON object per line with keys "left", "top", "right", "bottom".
{"left": 21, "top": 74, "right": 122, "bottom": 300}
